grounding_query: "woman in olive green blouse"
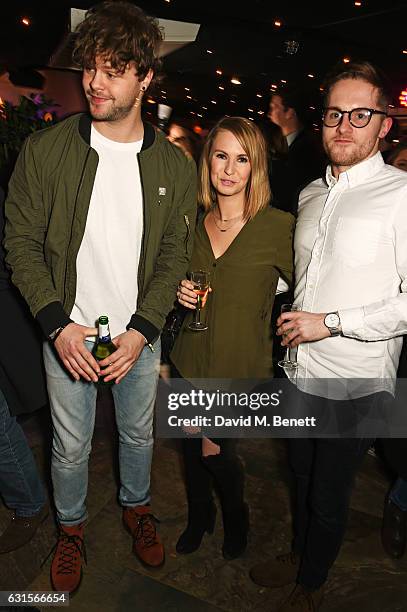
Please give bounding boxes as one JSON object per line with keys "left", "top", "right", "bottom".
{"left": 171, "top": 117, "right": 294, "bottom": 560}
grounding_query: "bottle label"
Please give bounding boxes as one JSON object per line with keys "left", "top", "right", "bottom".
{"left": 99, "top": 323, "right": 109, "bottom": 339}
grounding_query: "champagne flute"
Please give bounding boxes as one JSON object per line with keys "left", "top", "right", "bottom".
{"left": 278, "top": 303, "right": 299, "bottom": 369}
{"left": 188, "top": 270, "right": 210, "bottom": 331}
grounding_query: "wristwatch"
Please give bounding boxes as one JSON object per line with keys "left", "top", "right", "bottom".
{"left": 324, "top": 312, "right": 342, "bottom": 337}
{"left": 48, "top": 326, "right": 66, "bottom": 343}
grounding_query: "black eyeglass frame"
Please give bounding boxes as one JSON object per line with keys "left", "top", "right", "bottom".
{"left": 322, "top": 107, "right": 388, "bottom": 128}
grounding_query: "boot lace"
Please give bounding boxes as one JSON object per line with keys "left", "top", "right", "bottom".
{"left": 42, "top": 529, "right": 87, "bottom": 573}
{"left": 134, "top": 514, "right": 160, "bottom": 548}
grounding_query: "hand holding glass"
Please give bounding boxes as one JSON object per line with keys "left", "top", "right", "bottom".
{"left": 278, "top": 303, "right": 299, "bottom": 369}
{"left": 188, "top": 270, "right": 210, "bottom": 331}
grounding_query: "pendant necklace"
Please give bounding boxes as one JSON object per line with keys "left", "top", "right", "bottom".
{"left": 212, "top": 208, "right": 243, "bottom": 232}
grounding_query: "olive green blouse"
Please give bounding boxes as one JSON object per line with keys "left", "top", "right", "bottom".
{"left": 171, "top": 206, "right": 294, "bottom": 380}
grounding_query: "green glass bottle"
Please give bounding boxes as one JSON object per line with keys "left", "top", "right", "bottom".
{"left": 93, "top": 315, "right": 117, "bottom": 386}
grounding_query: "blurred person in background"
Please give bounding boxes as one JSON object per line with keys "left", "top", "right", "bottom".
{"left": 167, "top": 118, "right": 203, "bottom": 165}
{"left": 267, "top": 87, "right": 326, "bottom": 215}
{"left": 381, "top": 137, "right": 407, "bottom": 560}
{"left": 0, "top": 186, "right": 49, "bottom": 555}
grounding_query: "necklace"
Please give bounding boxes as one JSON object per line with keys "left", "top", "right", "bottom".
{"left": 211, "top": 208, "right": 243, "bottom": 232}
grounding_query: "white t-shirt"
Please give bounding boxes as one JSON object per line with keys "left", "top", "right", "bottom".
{"left": 70, "top": 125, "right": 143, "bottom": 339}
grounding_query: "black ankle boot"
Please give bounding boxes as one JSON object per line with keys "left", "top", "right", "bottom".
{"left": 176, "top": 501, "right": 217, "bottom": 554}
{"left": 222, "top": 503, "right": 249, "bottom": 560}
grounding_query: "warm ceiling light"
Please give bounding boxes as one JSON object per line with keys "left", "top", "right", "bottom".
{"left": 231, "top": 77, "right": 241, "bottom": 85}
{"left": 186, "top": 95, "right": 192, "bottom": 99}
{"left": 248, "top": 108, "right": 254, "bottom": 112}
{"left": 281, "top": 79, "right": 287, "bottom": 83}
{"left": 218, "top": 86, "right": 224, "bottom": 90}
{"left": 308, "top": 73, "right": 315, "bottom": 78}
{"left": 309, "top": 106, "right": 316, "bottom": 110}
{"left": 147, "top": 98, "right": 156, "bottom": 104}
{"left": 206, "top": 49, "right": 213, "bottom": 54}
{"left": 343, "top": 57, "right": 351, "bottom": 63}
{"left": 256, "top": 93, "right": 262, "bottom": 98}
{"left": 248, "top": 117, "right": 254, "bottom": 121}
{"left": 271, "top": 84, "right": 278, "bottom": 90}
{"left": 202, "top": 106, "right": 207, "bottom": 110}
{"left": 230, "top": 99, "right": 236, "bottom": 103}
{"left": 21, "top": 16, "right": 31, "bottom": 26}
{"left": 403, "top": 50, "right": 407, "bottom": 55}
{"left": 257, "top": 110, "right": 264, "bottom": 115}
{"left": 197, "top": 113, "right": 203, "bottom": 118}
{"left": 274, "top": 20, "right": 282, "bottom": 27}
{"left": 319, "top": 86, "right": 324, "bottom": 91}
{"left": 216, "top": 69, "right": 222, "bottom": 75}
{"left": 354, "top": 1, "right": 362, "bottom": 5}
{"left": 211, "top": 100, "right": 217, "bottom": 104}
{"left": 184, "top": 87, "right": 190, "bottom": 91}
{"left": 161, "top": 90, "right": 166, "bottom": 94}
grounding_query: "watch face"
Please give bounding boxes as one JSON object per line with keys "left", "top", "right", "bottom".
{"left": 325, "top": 313, "right": 340, "bottom": 327}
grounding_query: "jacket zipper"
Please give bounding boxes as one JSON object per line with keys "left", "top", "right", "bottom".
{"left": 184, "top": 214, "right": 190, "bottom": 255}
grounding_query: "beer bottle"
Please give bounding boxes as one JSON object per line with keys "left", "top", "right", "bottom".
{"left": 93, "top": 315, "right": 117, "bottom": 386}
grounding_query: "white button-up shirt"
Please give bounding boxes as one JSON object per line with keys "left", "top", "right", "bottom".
{"left": 292, "top": 152, "right": 407, "bottom": 398}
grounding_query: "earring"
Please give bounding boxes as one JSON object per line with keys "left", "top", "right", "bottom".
{"left": 141, "top": 85, "right": 146, "bottom": 91}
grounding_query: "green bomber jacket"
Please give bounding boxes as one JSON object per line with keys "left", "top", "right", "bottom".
{"left": 4, "top": 113, "right": 197, "bottom": 342}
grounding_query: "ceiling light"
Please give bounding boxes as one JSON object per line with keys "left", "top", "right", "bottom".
{"left": 184, "top": 87, "right": 190, "bottom": 91}
{"left": 231, "top": 77, "right": 241, "bottom": 85}
{"left": 206, "top": 49, "right": 213, "bottom": 54}
{"left": 216, "top": 69, "right": 222, "bottom": 75}
{"left": 256, "top": 93, "right": 262, "bottom": 98}
{"left": 308, "top": 74, "right": 315, "bottom": 78}
{"left": 211, "top": 100, "right": 217, "bottom": 104}
{"left": 343, "top": 57, "right": 351, "bottom": 63}
{"left": 274, "top": 20, "right": 282, "bottom": 27}
{"left": 21, "top": 16, "right": 31, "bottom": 26}
{"left": 218, "top": 86, "right": 224, "bottom": 90}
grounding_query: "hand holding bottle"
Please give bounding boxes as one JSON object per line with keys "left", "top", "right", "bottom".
{"left": 98, "top": 328, "right": 146, "bottom": 384}
{"left": 54, "top": 322, "right": 99, "bottom": 382}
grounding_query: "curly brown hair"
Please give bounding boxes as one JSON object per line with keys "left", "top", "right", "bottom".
{"left": 72, "top": 1, "right": 162, "bottom": 81}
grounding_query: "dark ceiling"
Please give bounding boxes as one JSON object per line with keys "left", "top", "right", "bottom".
{"left": 1, "top": 0, "right": 407, "bottom": 125}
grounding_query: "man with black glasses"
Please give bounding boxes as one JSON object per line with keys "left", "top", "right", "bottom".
{"left": 251, "top": 60, "right": 407, "bottom": 611}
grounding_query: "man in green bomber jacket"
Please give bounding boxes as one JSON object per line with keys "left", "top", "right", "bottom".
{"left": 4, "top": 1, "right": 196, "bottom": 595}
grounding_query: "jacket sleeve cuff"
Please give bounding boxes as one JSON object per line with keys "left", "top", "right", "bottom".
{"left": 338, "top": 306, "right": 365, "bottom": 338}
{"left": 126, "top": 314, "right": 160, "bottom": 344}
{"left": 35, "top": 301, "right": 73, "bottom": 338}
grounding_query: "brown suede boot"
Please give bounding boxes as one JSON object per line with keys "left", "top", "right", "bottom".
{"left": 0, "top": 503, "right": 49, "bottom": 554}
{"left": 250, "top": 551, "right": 300, "bottom": 587}
{"left": 123, "top": 505, "right": 165, "bottom": 568}
{"left": 277, "top": 584, "right": 324, "bottom": 611}
{"left": 50, "top": 523, "right": 86, "bottom": 595}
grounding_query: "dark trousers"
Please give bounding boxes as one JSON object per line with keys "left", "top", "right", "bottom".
{"left": 286, "top": 390, "right": 384, "bottom": 589}
{"left": 183, "top": 437, "right": 244, "bottom": 511}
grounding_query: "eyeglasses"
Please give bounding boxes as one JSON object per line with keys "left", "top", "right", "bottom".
{"left": 322, "top": 107, "right": 387, "bottom": 128}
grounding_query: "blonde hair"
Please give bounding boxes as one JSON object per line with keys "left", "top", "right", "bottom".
{"left": 198, "top": 117, "right": 271, "bottom": 220}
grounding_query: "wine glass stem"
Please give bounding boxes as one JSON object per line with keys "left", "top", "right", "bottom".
{"left": 196, "top": 307, "right": 201, "bottom": 325}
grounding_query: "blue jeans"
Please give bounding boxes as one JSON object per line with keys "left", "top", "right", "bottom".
{"left": 390, "top": 477, "right": 407, "bottom": 511}
{"left": 0, "top": 387, "right": 45, "bottom": 517}
{"left": 43, "top": 339, "right": 161, "bottom": 525}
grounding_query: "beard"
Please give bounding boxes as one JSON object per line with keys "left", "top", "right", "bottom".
{"left": 88, "top": 100, "right": 135, "bottom": 122}
{"left": 323, "top": 136, "right": 378, "bottom": 168}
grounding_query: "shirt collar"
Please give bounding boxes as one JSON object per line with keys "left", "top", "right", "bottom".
{"left": 286, "top": 130, "right": 300, "bottom": 147}
{"left": 325, "top": 151, "right": 384, "bottom": 189}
